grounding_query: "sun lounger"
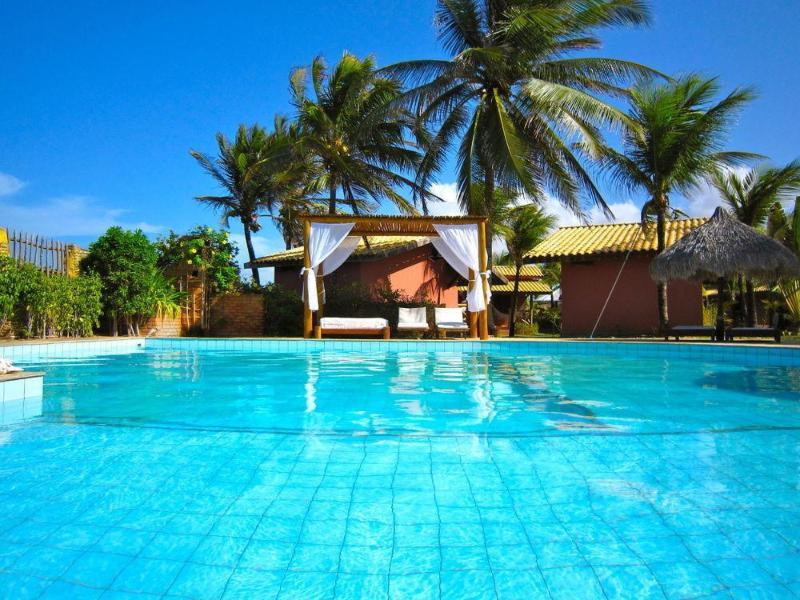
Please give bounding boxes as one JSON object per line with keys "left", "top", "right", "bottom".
{"left": 665, "top": 325, "right": 716, "bottom": 341}
{"left": 726, "top": 314, "right": 782, "bottom": 342}
{"left": 315, "top": 317, "right": 390, "bottom": 339}
{"left": 435, "top": 307, "right": 469, "bottom": 338}
{"left": 397, "top": 307, "right": 429, "bottom": 334}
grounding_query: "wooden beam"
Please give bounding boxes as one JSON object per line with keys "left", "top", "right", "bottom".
{"left": 478, "top": 221, "right": 489, "bottom": 340}
{"left": 303, "top": 220, "right": 312, "bottom": 339}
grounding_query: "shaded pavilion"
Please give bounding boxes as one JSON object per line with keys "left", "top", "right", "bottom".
{"left": 650, "top": 207, "right": 800, "bottom": 340}
{"left": 299, "top": 214, "right": 492, "bottom": 340}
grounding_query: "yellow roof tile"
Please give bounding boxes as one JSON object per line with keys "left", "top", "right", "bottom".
{"left": 457, "top": 280, "right": 552, "bottom": 294}
{"left": 526, "top": 218, "right": 707, "bottom": 261}
{"left": 492, "top": 264, "right": 543, "bottom": 279}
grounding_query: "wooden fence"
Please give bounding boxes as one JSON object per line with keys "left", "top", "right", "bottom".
{"left": 1, "top": 228, "right": 82, "bottom": 277}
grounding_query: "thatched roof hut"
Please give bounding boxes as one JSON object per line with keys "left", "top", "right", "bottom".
{"left": 650, "top": 207, "right": 800, "bottom": 283}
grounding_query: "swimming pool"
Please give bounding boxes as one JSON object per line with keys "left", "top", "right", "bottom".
{"left": 1, "top": 338, "right": 799, "bottom": 599}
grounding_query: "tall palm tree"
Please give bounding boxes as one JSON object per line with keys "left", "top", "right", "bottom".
{"left": 191, "top": 118, "right": 308, "bottom": 282}
{"left": 290, "top": 53, "right": 436, "bottom": 215}
{"left": 497, "top": 204, "right": 556, "bottom": 336}
{"left": 384, "top": 0, "right": 659, "bottom": 240}
{"left": 595, "top": 75, "right": 756, "bottom": 331}
{"left": 711, "top": 161, "right": 800, "bottom": 324}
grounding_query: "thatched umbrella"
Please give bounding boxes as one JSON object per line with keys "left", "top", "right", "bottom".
{"left": 651, "top": 207, "right": 800, "bottom": 340}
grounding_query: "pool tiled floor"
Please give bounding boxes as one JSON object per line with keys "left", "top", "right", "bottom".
{"left": 0, "top": 423, "right": 798, "bottom": 598}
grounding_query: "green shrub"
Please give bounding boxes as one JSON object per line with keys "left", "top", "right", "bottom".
{"left": 262, "top": 283, "right": 304, "bottom": 337}
{"left": 1, "top": 259, "right": 102, "bottom": 339}
{"left": 156, "top": 226, "right": 240, "bottom": 293}
{"left": 0, "top": 255, "right": 21, "bottom": 333}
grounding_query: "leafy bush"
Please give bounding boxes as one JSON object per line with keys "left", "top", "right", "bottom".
{"left": 81, "top": 226, "right": 179, "bottom": 335}
{"left": 0, "top": 255, "right": 21, "bottom": 334}
{"left": 262, "top": 283, "right": 303, "bottom": 337}
{"left": 156, "top": 226, "right": 240, "bottom": 293}
{"left": 0, "top": 259, "right": 102, "bottom": 339}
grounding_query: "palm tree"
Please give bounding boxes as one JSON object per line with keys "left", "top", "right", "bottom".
{"left": 497, "top": 204, "right": 556, "bottom": 336}
{"left": 711, "top": 161, "right": 800, "bottom": 324}
{"left": 384, "top": 0, "right": 659, "bottom": 245}
{"left": 596, "top": 75, "right": 756, "bottom": 331}
{"left": 290, "top": 53, "right": 436, "bottom": 215}
{"left": 191, "top": 124, "right": 291, "bottom": 284}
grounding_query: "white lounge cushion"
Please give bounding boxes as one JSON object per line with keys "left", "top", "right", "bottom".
{"left": 435, "top": 307, "right": 468, "bottom": 330}
{"left": 398, "top": 307, "right": 428, "bottom": 330}
{"left": 319, "top": 317, "right": 388, "bottom": 330}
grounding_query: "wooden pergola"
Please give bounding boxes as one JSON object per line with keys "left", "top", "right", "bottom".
{"left": 300, "top": 214, "right": 491, "bottom": 340}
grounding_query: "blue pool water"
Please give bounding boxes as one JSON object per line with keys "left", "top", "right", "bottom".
{"left": 0, "top": 340, "right": 799, "bottom": 599}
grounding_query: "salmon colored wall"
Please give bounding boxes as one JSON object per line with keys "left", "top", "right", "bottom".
{"left": 273, "top": 245, "right": 460, "bottom": 306}
{"left": 561, "top": 254, "right": 702, "bottom": 337}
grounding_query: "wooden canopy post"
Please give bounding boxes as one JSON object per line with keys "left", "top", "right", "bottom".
{"left": 302, "top": 220, "right": 313, "bottom": 339}
{"left": 477, "top": 221, "right": 490, "bottom": 340}
{"left": 316, "top": 265, "right": 325, "bottom": 319}
{"left": 467, "top": 268, "right": 478, "bottom": 338}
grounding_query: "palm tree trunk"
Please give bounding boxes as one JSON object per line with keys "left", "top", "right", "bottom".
{"left": 715, "top": 277, "right": 726, "bottom": 341}
{"left": 745, "top": 279, "right": 757, "bottom": 326}
{"left": 328, "top": 177, "right": 337, "bottom": 215}
{"left": 509, "top": 262, "right": 522, "bottom": 337}
{"left": 242, "top": 222, "right": 261, "bottom": 286}
{"left": 656, "top": 202, "right": 669, "bottom": 333}
{"left": 737, "top": 275, "right": 747, "bottom": 326}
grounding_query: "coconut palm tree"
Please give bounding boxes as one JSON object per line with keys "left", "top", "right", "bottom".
{"left": 384, "top": 0, "right": 659, "bottom": 236}
{"left": 595, "top": 75, "right": 756, "bottom": 331}
{"left": 711, "top": 161, "right": 800, "bottom": 324}
{"left": 290, "top": 53, "right": 436, "bottom": 215}
{"left": 498, "top": 204, "right": 556, "bottom": 336}
{"left": 191, "top": 124, "right": 294, "bottom": 284}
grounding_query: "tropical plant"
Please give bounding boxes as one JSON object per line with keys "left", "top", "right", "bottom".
{"left": 81, "top": 227, "right": 165, "bottom": 336}
{"left": 497, "top": 204, "right": 556, "bottom": 336}
{"left": 9, "top": 261, "right": 101, "bottom": 339}
{"left": 190, "top": 123, "right": 295, "bottom": 284}
{"left": 384, "top": 0, "right": 657, "bottom": 229}
{"left": 595, "top": 75, "right": 756, "bottom": 331}
{"left": 156, "top": 226, "right": 240, "bottom": 294}
{"left": 768, "top": 196, "right": 800, "bottom": 254}
{"left": 290, "top": 52, "right": 436, "bottom": 215}
{"left": 711, "top": 160, "right": 800, "bottom": 324}
{"left": 0, "top": 255, "right": 21, "bottom": 334}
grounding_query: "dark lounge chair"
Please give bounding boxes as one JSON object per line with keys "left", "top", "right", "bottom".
{"left": 726, "top": 314, "right": 782, "bottom": 343}
{"left": 665, "top": 325, "right": 717, "bottom": 341}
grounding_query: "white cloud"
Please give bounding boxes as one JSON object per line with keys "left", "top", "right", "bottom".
{"left": 427, "top": 182, "right": 464, "bottom": 216}
{"left": 0, "top": 195, "right": 163, "bottom": 236}
{"left": 679, "top": 167, "right": 753, "bottom": 218}
{"left": 229, "top": 232, "right": 284, "bottom": 283}
{"left": 0, "top": 173, "right": 25, "bottom": 197}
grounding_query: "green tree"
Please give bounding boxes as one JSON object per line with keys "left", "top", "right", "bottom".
{"left": 0, "top": 256, "right": 21, "bottom": 334}
{"left": 81, "top": 227, "right": 163, "bottom": 336}
{"left": 711, "top": 161, "right": 800, "bottom": 324}
{"left": 596, "top": 75, "right": 756, "bottom": 331}
{"left": 156, "top": 226, "right": 240, "bottom": 293}
{"left": 385, "top": 0, "right": 657, "bottom": 234}
{"left": 191, "top": 123, "right": 295, "bottom": 284}
{"left": 290, "top": 52, "right": 435, "bottom": 215}
{"left": 497, "top": 204, "right": 556, "bottom": 336}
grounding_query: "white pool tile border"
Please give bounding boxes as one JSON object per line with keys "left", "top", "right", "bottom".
{"left": 144, "top": 337, "right": 800, "bottom": 367}
{"left": 1, "top": 336, "right": 798, "bottom": 368}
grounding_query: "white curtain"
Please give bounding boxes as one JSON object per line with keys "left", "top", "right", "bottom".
{"left": 301, "top": 223, "right": 356, "bottom": 311}
{"left": 432, "top": 224, "right": 490, "bottom": 312}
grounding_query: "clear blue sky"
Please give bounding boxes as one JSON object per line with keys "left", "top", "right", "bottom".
{"left": 1, "top": 0, "right": 799, "bottom": 269}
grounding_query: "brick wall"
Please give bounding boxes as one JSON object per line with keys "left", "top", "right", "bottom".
{"left": 142, "top": 315, "right": 182, "bottom": 337}
{"left": 210, "top": 293, "right": 265, "bottom": 337}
